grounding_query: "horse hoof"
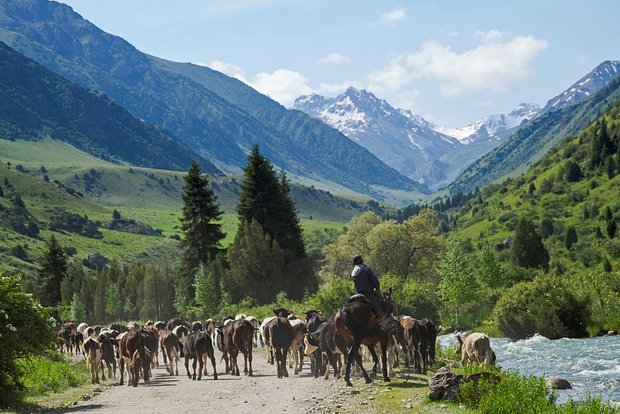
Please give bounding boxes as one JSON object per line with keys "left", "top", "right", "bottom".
{"left": 214, "top": 375, "right": 218, "bottom": 380}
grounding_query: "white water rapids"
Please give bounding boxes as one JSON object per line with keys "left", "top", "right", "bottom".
{"left": 438, "top": 334, "right": 620, "bottom": 404}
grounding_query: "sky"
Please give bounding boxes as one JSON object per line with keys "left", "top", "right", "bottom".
{"left": 59, "top": 0, "right": 620, "bottom": 128}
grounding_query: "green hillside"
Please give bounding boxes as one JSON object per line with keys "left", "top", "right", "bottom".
{"left": 0, "top": 138, "right": 375, "bottom": 275}
{"left": 448, "top": 99, "right": 620, "bottom": 275}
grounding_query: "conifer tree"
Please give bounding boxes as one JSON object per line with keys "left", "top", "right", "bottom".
{"left": 231, "top": 146, "right": 313, "bottom": 301}
{"left": 36, "top": 234, "right": 67, "bottom": 311}
{"left": 179, "top": 161, "right": 225, "bottom": 303}
{"left": 608, "top": 220, "right": 617, "bottom": 239}
{"left": 565, "top": 226, "right": 578, "bottom": 250}
{"left": 69, "top": 293, "right": 87, "bottom": 322}
{"left": 511, "top": 219, "right": 550, "bottom": 271}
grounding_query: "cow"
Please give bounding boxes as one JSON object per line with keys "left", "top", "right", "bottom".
{"left": 98, "top": 333, "right": 117, "bottom": 381}
{"left": 260, "top": 316, "right": 276, "bottom": 363}
{"left": 57, "top": 327, "right": 71, "bottom": 353}
{"left": 269, "top": 308, "right": 294, "bottom": 379}
{"left": 400, "top": 316, "right": 429, "bottom": 374}
{"left": 456, "top": 333, "right": 495, "bottom": 366}
{"left": 160, "top": 331, "right": 181, "bottom": 376}
{"left": 183, "top": 332, "right": 218, "bottom": 381}
{"left": 245, "top": 316, "right": 261, "bottom": 347}
{"left": 288, "top": 318, "right": 307, "bottom": 375}
{"left": 305, "top": 310, "right": 327, "bottom": 377}
{"left": 304, "top": 315, "right": 347, "bottom": 380}
{"left": 232, "top": 319, "right": 255, "bottom": 376}
{"left": 421, "top": 319, "right": 437, "bottom": 366}
{"left": 71, "top": 331, "right": 84, "bottom": 356}
{"left": 83, "top": 336, "right": 102, "bottom": 384}
{"left": 142, "top": 327, "right": 159, "bottom": 372}
{"left": 118, "top": 329, "right": 149, "bottom": 387}
{"left": 191, "top": 321, "right": 203, "bottom": 332}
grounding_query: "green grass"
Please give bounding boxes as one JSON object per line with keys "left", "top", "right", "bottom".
{"left": 18, "top": 353, "right": 90, "bottom": 397}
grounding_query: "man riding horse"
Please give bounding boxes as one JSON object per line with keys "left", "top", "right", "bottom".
{"left": 349, "top": 255, "right": 387, "bottom": 315}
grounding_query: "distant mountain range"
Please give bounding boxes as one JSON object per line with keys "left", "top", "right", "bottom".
{"left": 0, "top": 0, "right": 426, "bottom": 204}
{"left": 295, "top": 60, "right": 620, "bottom": 191}
{"left": 293, "top": 88, "right": 460, "bottom": 186}
{"left": 0, "top": 41, "right": 210, "bottom": 172}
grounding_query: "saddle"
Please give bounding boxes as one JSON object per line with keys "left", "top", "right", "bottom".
{"left": 347, "top": 294, "right": 371, "bottom": 304}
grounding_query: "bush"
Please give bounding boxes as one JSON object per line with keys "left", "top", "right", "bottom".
{"left": 458, "top": 368, "right": 556, "bottom": 413}
{"left": 17, "top": 353, "right": 89, "bottom": 397}
{"left": 306, "top": 277, "right": 354, "bottom": 316}
{"left": 0, "top": 274, "right": 56, "bottom": 408}
{"left": 380, "top": 274, "right": 439, "bottom": 320}
{"left": 493, "top": 274, "right": 590, "bottom": 339}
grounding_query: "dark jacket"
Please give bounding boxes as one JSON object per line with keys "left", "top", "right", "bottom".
{"left": 350, "top": 264, "right": 380, "bottom": 294}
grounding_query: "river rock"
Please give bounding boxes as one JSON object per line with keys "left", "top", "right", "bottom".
{"left": 428, "top": 368, "right": 501, "bottom": 401}
{"left": 428, "top": 367, "right": 462, "bottom": 401}
{"left": 546, "top": 376, "right": 572, "bottom": 390}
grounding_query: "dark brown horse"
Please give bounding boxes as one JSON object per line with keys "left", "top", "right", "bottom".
{"left": 335, "top": 288, "right": 399, "bottom": 386}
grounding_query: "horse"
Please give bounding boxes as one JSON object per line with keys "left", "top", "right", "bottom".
{"left": 335, "top": 288, "right": 399, "bottom": 386}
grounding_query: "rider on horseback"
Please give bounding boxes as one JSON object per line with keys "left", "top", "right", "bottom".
{"left": 350, "top": 255, "right": 387, "bottom": 315}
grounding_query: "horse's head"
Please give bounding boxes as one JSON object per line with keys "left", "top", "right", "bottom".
{"left": 383, "top": 287, "right": 395, "bottom": 314}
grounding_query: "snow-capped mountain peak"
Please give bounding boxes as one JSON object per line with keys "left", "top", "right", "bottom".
{"left": 543, "top": 60, "right": 620, "bottom": 112}
{"left": 293, "top": 88, "right": 460, "bottom": 186}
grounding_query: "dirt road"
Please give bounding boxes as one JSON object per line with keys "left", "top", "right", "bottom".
{"left": 54, "top": 350, "right": 377, "bottom": 414}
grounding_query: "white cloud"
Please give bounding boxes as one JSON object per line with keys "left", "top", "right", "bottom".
{"left": 366, "top": 34, "right": 548, "bottom": 97}
{"left": 474, "top": 29, "right": 505, "bottom": 43}
{"left": 377, "top": 8, "right": 406, "bottom": 26}
{"left": 205, "top": 60, "right": 245, "bottom": 78}
{"left": 247, "top": 69, "right": 313, "bottom": 106}
{"left": 318, "top": 52, "right": 351, "bottom": 64}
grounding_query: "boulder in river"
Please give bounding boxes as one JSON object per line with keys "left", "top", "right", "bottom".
{"left": 545, "top": 376, "right": 572, "bottom": 390}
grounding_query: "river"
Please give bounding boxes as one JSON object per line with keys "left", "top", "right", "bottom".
{"left": 438, "top": 334, "right": 620, "bottom": 404}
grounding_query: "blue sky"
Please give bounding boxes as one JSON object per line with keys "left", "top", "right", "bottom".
{"left": 59, "top": 0, "right": 619, "bottom": 127}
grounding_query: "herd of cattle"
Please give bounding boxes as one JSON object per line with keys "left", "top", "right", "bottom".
{"left": 55, "top": 310, "right": 495, "bottom": 387}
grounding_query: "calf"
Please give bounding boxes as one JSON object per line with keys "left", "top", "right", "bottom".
{"left": 183, "top": 332, "right": 218, "bottom": 381}
{"left": 304, "top": 315, "right": 347, "bottom": 380}
{"left": 233, "top": 319, "right": 255, "bottom": 376}
{"left": 71, "top": 332, "right": 84, "bottom": 356}
{"left": 456, "top": 332, "right": 495, "bottom": 366}
{"left": 83, "top": 336, "right": 102, "bottom": 384}
{"left": 305, "top": 310, "right": 327, "bottom": 377}
{"left": 57, "top": 327, "right": 71, "bottom": 353}
{"left": 288, "top": 318, "right": 307, "bottom": 375}
{"left": 98, "top": 333, "right": 117, "bottom": 381}
{"left": 118, "top": 329, "right": 149, "bottom": 387}
{"left": 260, "top": 316, "right": 276, "bottom": 363}
{"left": 160, "top": 331, "right": 181, "bottom": 376}
{"left": 269, "top": 308, "right": 294, "bottom": 379}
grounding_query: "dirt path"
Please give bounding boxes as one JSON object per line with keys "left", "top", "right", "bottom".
{"left": 54, "top": 350, "right": 377, "bottom": 414}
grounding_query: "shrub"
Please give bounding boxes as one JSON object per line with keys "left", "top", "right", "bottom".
{"left": 306, "top": 277, "right": 354, "bottom": 316}
{"left": 458, "top": 368, "right": 556, "bottom": 414}
{"left": 17, "top": 353, "right": 89, "bottom": 397}
{"left": 493, "top": 274, "right": 590, "bottom": 339}
{"left": 0, "top": 274, "right": 56, "bottom": 407}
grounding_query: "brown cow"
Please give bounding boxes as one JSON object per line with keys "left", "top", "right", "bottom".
{"left": 400, "top": 316, "right": 429, "bottom": 374}
{"left": 269, "top": 308, "right": 294, "bottom": 379}
{"left": 183, "top": 332, "right": 218, "bottom": 381}
{"left": 57, "top": 327, "right": 71, "bottom": 353}
{"left": 160, "top": 331, "right": 181, "bottom": 376}
{"left": 456, "top": 333, "right": 495, "bottom": 366}
{"left": 83, "top": 336, "right": 102, "bottom": 384}
{"left": 97, "top": 333, "right": 117, "bottom": 380}
{"left": 118, "top": 329, "right": 149, "bottom": 387}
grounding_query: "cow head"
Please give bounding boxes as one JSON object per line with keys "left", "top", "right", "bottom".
{"left": 273, "top": 308, "right": 291, "bottom": 318}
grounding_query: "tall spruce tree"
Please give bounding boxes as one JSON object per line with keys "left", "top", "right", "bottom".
{"left": 179, "top": 161, "right": 225, "bottom": 303}
{"left": 36, "top": 234, "right": 67, "bottom": 312}
{"left": 230, "top": 145, "right": 313, "bottom": 301}
{"left": 511, "top": 219, "right": 550, "bottom": 271}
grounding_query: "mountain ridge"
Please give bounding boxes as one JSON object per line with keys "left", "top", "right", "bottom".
{"left": 0, "top": 0, "right": 426, "bottom": 204}
{"left": 0, "top": 40, "right": 212, "bottom": 172}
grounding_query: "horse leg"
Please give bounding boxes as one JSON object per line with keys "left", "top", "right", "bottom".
{"left": 344, "top": 340, "right": 358, "bottom": 386}
{"left": 381, "top": 341, "right": 390, "bottom": 382}
{"left": 354, "top": 347, "right": 372, "bottom": 384}
{"left": 368, "top": 345, "right": 379, "bottom": 377}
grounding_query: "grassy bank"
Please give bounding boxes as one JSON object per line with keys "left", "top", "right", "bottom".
{"left": 4, "top": 353, "right": 94, "bottom": 413}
